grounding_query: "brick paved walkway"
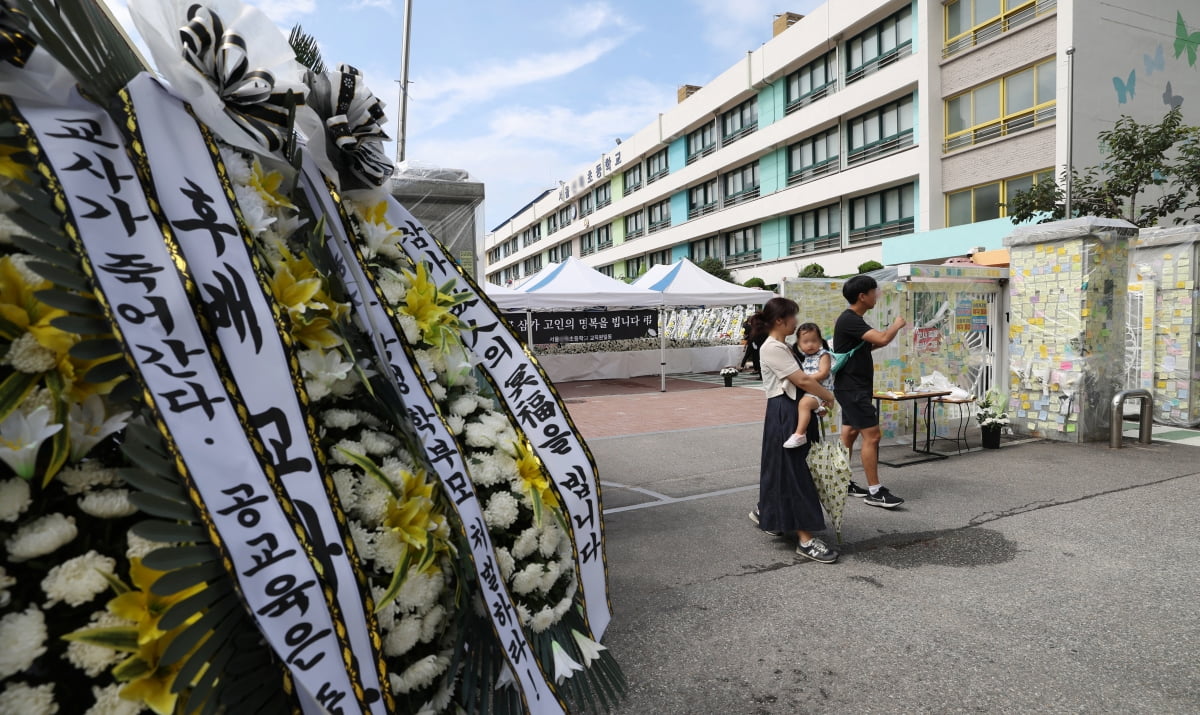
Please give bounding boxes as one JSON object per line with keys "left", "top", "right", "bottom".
{"left": 560, "top": 378, "right": 766, "bottom": 439}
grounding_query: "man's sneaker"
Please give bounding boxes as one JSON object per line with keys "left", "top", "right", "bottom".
{"left": 782, "top": 434, "right": 808, "bottom": 449}
{"left": 847, "top": 481, "right": 870, "bottom": 498}
{"left": 796, "top": 538, "right": 838, "bottom": 563}
{"left": 748, "top": 509, "right": 783, "bottom": 537}
{"left": 864, "top": 486, "right": 905, "bottom": 509}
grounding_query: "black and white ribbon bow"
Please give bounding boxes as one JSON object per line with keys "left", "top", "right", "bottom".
{"left": 179, "top": 3, "right": 300, "bottom": 152}
{"left": 307, "top": 63, "right": 393, "bottom": 189}
{"left": 0, "top": 2, "right": 35, "bottom": 68}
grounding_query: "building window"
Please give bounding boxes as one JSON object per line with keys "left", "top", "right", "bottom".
{"left": 595, "top": 223, "right": 613, "bottom": 250}
{"left": 686, "top": 122, "right": 717, "bottom": 164}
{"left": 648, "top": 199, "right": 671, "bottom": 233}
{"left": 688, "top": 180, "right": 719, "bottom": 219}
{"left": 557, "top": 205, "right": 574, "bottom": 229}
{"left": 522, "top": 255, "right": 542, "bottom": 276}
{"left": 847, "top": 5, "right": 913, "bottom": 83}
{"left": 848, "top": 183, "right": 916, "bottom": 243}
{"left": 578, "top": 192, "right": 594, "bottom": 217}
{"left": 625, "top": 256, "right": 646, "bottom": 278}
{"left": 649, "top": 249, "right": 671, "bottom": 266}
{"left": 546, "top": 213, "right": 559, "bottom": 235}
{"left": 789, "top": 203, "right": 841, "bottom": 255}
{"left": 689, "top": 235, "right": 721, "bottom": 262}
{"left": 594, "top": 181, "right": 612, "bottom": 209}
{"left": 787, "top": 127, "right": 840, "bottom": 185}
{"left": 944, "top": 59, "right": 1056, "bottom": 152}
{"left": 597, "top": 264, "right": 615, "bottom": 278}
{"left": 847, "top": 95, "right": 915, "bottom": 166}
{"left": 946, "top": 169, "right": 1053, "bottom": 226}
{"left": 548, "top": 240, "right": 573, "bottom": 262}
{"left": 723, "top": 161, "right": 760, "bottom": 206}
{"left": 722, "top": 99, "right": 758, "bottom": 144}
{"left": 646, "top": 148, "right": 669, "bottom": 182}
{"left": 501, "top": 238, "right": 516, "bottom": 257}
{"left": 945, "top": 0, "right": 1057, "bottom": 58}
{"left": 580, "top": 231, "right": 596, "bottom": 256}
{"left": 624, "top": 210, "right": 645, "bottom": 239}
{"left": 786, "top": 50, "right": 837, "bottom": 112}
{"left": 725, "top": 225, "right": 761, "bottom": 265}
{"left": 521, "top": 224, "right": 542, "bottom": 248}
{"left": 624, "top": 164, "right": 642, "bottom": 196}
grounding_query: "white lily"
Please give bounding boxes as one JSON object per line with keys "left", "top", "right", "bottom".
{"left": 550, "top": 640, "right": 584, "bottom": 684}
{"left": 494, "top": 664, "right": 515, "bottom": 691}
{"left": 570, "top": 629, "right": 607, "bottom": 667}
{"left": 68, "top": 394, "right": 132, "bottom": 462}
{"left": 0, "top": 405, "right": 63, "bottom": 479}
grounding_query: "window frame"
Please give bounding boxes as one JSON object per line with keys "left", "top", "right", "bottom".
{"left": 646, "top": 148, "right": 669, "bottom": 182}
{"left": 848, "top": 183, "right": 917, "bottom": 243}
{"left": 594, "top": 181, "right": 612, "bottom": 209}
{"left": 944, "top": 169, "right": 1054, "bottom": 226}
{"left": 723, "top": 161, "right": 761, "bottom": 206}
{"left": 688, "top": 179, "right": 719, "bottom": 219}
{"left": 724, "top": 224, "right": 762, "bottom": 265}
{"left": 623, "top": 164, "right": 643, "bottom": 196}
{"left": 846, "top": 5, "right": 914, "bottom": 82}
{"left": 686, "top": 122, "right": 718, "bottom": 164}
{"left": 647, "top": 199, "right": 671, "bottom": 233}
{"left": 847, "top": 95, "right": 915, "bottom": 165}
{"left": 943, "top": 0, "right": 1056, "bottom": 58}
{"left": 721, "top": 98, "right": 758, "bottom": 143}
{"left": 786, "top": 50, "right": 838, "bottom": 111}
{"left": 787, "top": 126, "right": 840, "bottom": 184}
{"left": 943, "top": 58, "right": 1056, "bottom": 152}
{"left": 789, "top": 203, "right": 842, "bottom": 255}
{"left": 624, "top": 210, "right": 645, "bottom": 239}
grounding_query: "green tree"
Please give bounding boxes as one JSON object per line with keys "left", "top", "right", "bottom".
{"left": 799, "top": 263, "right": 826, "bottom": 278}
{"left": 696, "top": 257, "right": 734, "bottom": 283}
{"left": 743, "top": 277, "right": 766, "bottom": 288}
{"left": 857, "top": 260, "right": 884, "bottom": 273}
{"left": 1006, "top": 109, "right": 1197, "bottom": 227}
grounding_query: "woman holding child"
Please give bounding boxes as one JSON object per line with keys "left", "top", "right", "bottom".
{"left": 747, "top": 297, "right": 839, "bottom": 564}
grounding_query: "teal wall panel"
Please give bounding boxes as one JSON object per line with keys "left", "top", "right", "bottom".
{"left": 670, "top": 190, "right": 689, "bottom": 227}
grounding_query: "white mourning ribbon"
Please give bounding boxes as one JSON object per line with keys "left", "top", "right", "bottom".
{"left": 378, "top": 202, "right": 612, "bottom": 639}
{"left": 15, "top": 92, "right": 363, "bottom": 714}
{"left": 297, "top": 157, "right": 566, "bottom": 715}
{"left": 121, "top": 74, "right": 389, "bottom": 713}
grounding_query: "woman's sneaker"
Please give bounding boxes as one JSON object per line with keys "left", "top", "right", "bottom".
{"left": 847, "top": 481, "right": 870, "bottom": 498}
{"left": 782, "top": 434, "right": 808, "bottom": 448}
{"left": 748, "top": 509, "right": 783, "bottom": 537}
{"left": 796, "top": 538, "right": 838, "bottom": 563}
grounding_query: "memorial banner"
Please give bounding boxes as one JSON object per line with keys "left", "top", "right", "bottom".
{"left": 503, "top": 310, "right": 657, "bottom": 345}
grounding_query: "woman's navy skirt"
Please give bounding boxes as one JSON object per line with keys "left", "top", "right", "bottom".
{"left": 756, "top": 393, "right": 826, "bottom": 534}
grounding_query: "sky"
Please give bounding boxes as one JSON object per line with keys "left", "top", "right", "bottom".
{"left": 101, "top": 0, "right": 823, "bottom": 229}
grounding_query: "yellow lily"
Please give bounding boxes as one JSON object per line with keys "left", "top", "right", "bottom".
{"left": 514, "top": 438, "right": 560, "bottom": 514}
{"left": 249, "top": 158, "right": 296, "bottom": 211}
{"left": 0, "top": 142, "right": 32, "bottom": 183}
{"left": 108, "top": 558, "right": 204, "bottom": 645}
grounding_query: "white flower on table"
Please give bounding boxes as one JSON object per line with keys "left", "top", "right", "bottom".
{"left": 0, "top": 404, "right": 63, "bottom": 479}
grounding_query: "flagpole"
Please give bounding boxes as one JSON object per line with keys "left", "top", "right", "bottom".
{"left": 396, "top": 0, "right": 413, "bottom": 165}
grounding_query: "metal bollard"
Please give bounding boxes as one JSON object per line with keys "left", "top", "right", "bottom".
{"left": 1109, "top": 389, "right": 1154, "bottom": 448}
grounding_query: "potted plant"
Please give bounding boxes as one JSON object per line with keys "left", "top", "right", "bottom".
{"left": 975, "top": 389, "right": 1010, "bottom": 449}
{"left": 720, "top": 366, "right": 739, "bottom": 387}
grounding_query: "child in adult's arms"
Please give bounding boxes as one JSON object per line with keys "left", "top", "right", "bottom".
{"left": 783, "top": 322, "right": 833, "bottom": 449}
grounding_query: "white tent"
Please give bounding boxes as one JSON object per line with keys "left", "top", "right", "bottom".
{"left": 519, "top": 256, "right": 664, "bottom": 308}
{"left": 513, "top": 262, "right": 559, "bottom": 291}
{"left": 632, "top": 258, "right": 775, "bottom": 306}
{"left": 483, "top": 282, "right": 527, "bottom": 311}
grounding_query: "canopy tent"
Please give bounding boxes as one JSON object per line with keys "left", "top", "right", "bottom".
{"left": 514, "top": 261, "right": 559, "bottom": 291}
{"left": 483, "top": 282, "right": 527, "bottom": 311}
{"left": 632, "top": 258, "right": 775, "bottom": 306}
{"left": 518, "top": 256, "right": 664, "bottom": 308}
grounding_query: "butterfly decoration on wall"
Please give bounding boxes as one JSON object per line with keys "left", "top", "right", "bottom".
{"left": 1163, "top": 81, "right": 1184, "bottom": 109}
{"left": 1112, "top": 68, "right": 1136, "bottom": 104}
{"left": 1144, "top": 43, "right": 1165, "bottom": 76}
{"left": 1177, "top": 11, "right": 1200, "bottom": 66}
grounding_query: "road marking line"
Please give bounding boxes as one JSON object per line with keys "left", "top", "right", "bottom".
{"left": 602, "top": 483, "right": 758, "bottom": 514}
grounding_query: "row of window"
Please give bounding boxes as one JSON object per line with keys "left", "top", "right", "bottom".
{"left": 944, "top": 0, "right": 1056, "bottom": 57}
{"left": 946, "top": 169, "right": 1053, "bottom": 226}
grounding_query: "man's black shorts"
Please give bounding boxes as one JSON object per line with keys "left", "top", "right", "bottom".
{"left": 836, "top": 390, "right": 878, "bottom": 429}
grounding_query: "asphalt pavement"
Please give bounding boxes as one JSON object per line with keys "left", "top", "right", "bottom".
{"left": 571, "top": 382, "right": 1200, "bottom": 715}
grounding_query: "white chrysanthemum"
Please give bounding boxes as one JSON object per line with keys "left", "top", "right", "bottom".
{"left": 378, "top": 273, "right": 406, "bottom": 306}
{"left": 0, "top": 479, "right": 31, "bottom": 522}
{"left": 330, "top": 439, "right": 365, "bottom": 466}
{"left": 511, "top": 527, "right": 539, "bottom": 561}
{"left": 126, "top": 530, "right": 157, "bottom": 560}
{"left": 473, "top": 394, "right": 496, "bottom": 412}
{"left": 0, "top": 566, "right": 13, "bottom": 609}
{"left": 419, "top": 604, "right": 446, "bottom": 643}
{"left": 468, "top": 451, "right": 515, "bottom": 488}
{"left": 360, "top": 430, "right": 398, "bottom": 456}
{"left": 539, "top": 522, "right": 565, "bottom": 559}
{"left": 332, "top": 469, "right": 358, "bottom": 511}
{"left": 552, "top": 575, "right": 578, "bottom": 621}
{"left": 397, "top": 313, "right": 421, "bottom": 345}
{"left": 463, "top": 412, "right": 516, "bottom": 451}
{"left": 449, "top": 396, "right": 477, "bottom": 418}
{"left": 0, "top": 607, "right": 47, "bottom": 678}
{"left": 41, "top": 550, "right": 116, "bottom": 607}
{"left": 233, "top": 184, "right": 274, "bottom": 236}
{"left": 57, "top": 461, "right": 120, "bottom": 495}
{"left": 5, "top": 513, "right": 77, "bottom": 562}
{"left": 84, "top": 683, "right": 142, "bottom": 715}
{"left": 219, "top": 146, "right": 253, "bottom": 183}
{"left": 515, "top": 602, "right": 531, "bottom": 626}
{"left": 537, "top": 560, "right": 563, "bottom": 593}
{"left": 511, "top": 563, "right": 545, "bottom": 596}
{"left": 372, "top": 585, "right": 397, "bottom": 632}
{"left": 383, "top": 613, "right": 422, "bottom": 657}
{"left": 530, "top": 606, "right": 555, "bottom": 633}
{"left": 4, "top": 332, "right": 58, "bottom": 373}
{"left": 78, "top": 489, "right": 137, "bottom": 519}
{"left": 65, "top": 611, "right": 125, "bottom": 677}
{"left": 353, "top": 476, "right": 391, "bottom": 525}
{"left": 0, "top": 681, "right": 56, "bottom": 715}
{"left": 494, "top": 547, "right": 515, "bottom": 582}
{"left": 483, "top": 492, "right": 520, "bottom": 531}
{"left": 321, "top": 409, "right": 362, "bottom": 431}
{"left": 390, "top": 652, "right": 450, "bottom": 694}
{"left": 397, "top": 571, "right": 443, "bottom": 613}
{"left": 429, "top": 382, "right": 447, "bottom": 402}
{"left": 348, "top": 520, "right": 375, "bottom": 561}
{"left": 372, "top": 528, "right": 405, "bottom": 569}
{"left": 445, "top": 414, "right": 465, "bottom": 436}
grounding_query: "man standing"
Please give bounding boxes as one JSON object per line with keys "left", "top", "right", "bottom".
{"left": 833, "top": 275, "right": 907, "bottom": 508}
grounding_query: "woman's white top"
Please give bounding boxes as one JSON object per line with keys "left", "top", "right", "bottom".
{"left": 760, "top": 335, "right": 801, "bottom": 400}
